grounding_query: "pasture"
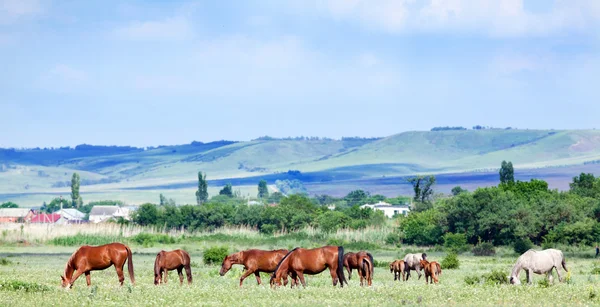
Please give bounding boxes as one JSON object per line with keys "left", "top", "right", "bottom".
{"left": 2, "top": 243, "right": 600, "bottom": 306}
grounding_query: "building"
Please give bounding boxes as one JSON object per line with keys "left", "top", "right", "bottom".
{"left": 57, "top": 208, "right": 86, "bottom": 224}
{"left": 30, "top": 213, "right": 62, "bottom": 223}
{"left": 0, "top": 208, "right": 34, "bottom": 223}
{"left": 89, "top": 206, "right": 131, "bottom": 223}
{"left": 360, "top": 201, "right": 410, "bottom": 218}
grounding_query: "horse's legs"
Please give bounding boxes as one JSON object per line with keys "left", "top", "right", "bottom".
{"left": 297, "top": 272, "right": 307, "bottom": 288}
{"left": 185, "top": 265, "right": 192, "bottom": 284}
{"left": 115, "top": 265, "right": 125, "bottom": 286}
{"left": 526, "top": 269, "right": 532, "bottom": 285}
{"left": 555, "top": 266, "right": 563, "bottom": 282}
{"left": 329, "top": 268, "right": 339, "bottom": 286}
{"left": 85, "top": 272, "right": 91, "bottom": 286}
{"left": 177, "top": 267, "right": 184, "bottom": 285}
{"left": 69, "top": 270, "right": 85, "bottom": 287}
{"left": 547, "top": 271, "right": 554, "bottom": 284}
{"left": 417, "top": 267, "right": 422, "bottom": 280}
{"left": 254, "top": 271, "right": 261, "bottom": 285}
{"left": 238, "top": 269, "right": 254, "bottom": 287}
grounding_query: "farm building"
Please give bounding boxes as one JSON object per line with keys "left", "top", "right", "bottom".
{"left": 360, "top": 201, "right": 410, "bottom": 218}
{"left": 0, "top": 208, "right": 34, "bottom": 223}
{"left": 57, "top": 208, "right": 86, "bottom": 224}
{"left": 89, "top": 206, "right": 131, "bottom": 223}
{"left": 30, "top": 213, "right": 61, "bottom": 223}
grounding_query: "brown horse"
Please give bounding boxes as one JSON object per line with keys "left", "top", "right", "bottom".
{"left": 219, "top": 249, "right": 291, "bottom": 287}
{"left": 61, "top": 242, "right": 134, "bottom": 288}
{"left": 270, "top": 246, "right": 347, "bottom": 288}
{"left": 154, "top": 249, "right": 192, "bottom": 285}
{"left": 419, "top": 259, "right": 442, "bottom": 284}
{"left": 390, "top": 260, "right": 406, "bottom": 281}
{"left": 343, "top": 251, "right": 374, "bottom": 280}
{"left": 357, "top": 253, "right": 373, "bottom": 286}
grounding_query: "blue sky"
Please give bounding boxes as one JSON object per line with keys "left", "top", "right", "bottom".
{"left": 1, "top": 0, "right": 599, "bottom": 147}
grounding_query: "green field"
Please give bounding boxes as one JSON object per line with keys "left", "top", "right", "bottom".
{"left": 3, "top": 129, "right": 600, "bottom": 206}
{"left": 2, "top": 243, "right": 600, "bottom": 306}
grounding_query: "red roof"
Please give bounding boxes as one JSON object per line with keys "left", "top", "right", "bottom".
{"left": 30, "top": 213, "right": 61, "bottom": 223}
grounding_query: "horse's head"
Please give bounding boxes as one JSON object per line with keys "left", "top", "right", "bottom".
{"left": 390, "top": 262, "right": 394, "bottom": 273}
{"left": 219, "top": 254, "right": 236, "bottom": 276}
{"left": 154, "top": 272, "right": 161, "bottom": 285}
{"left": 420, "top": 259, "right": 429, "bottom": 269}
{"left": 60, "top": 276, "right": 71, "bottom": 289}
{"left": 509, "top": 275, "right": 521, "bottom": 285}
{"left": 422, "top": 253, "right": 427, "bottom": 260}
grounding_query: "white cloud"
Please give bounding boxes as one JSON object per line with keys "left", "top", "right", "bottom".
{"left": 114, "top": 17, "right": 193, "bottom": 41}
{"left": 311, "top": 0, "right": 600, "bottom": 37}
{"left": 0, "top": 0, "right": 41, "bottom": 24}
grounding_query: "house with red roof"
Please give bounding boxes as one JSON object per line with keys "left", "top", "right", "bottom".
{"left": 30, "top": 213, "right": 62, "bottom": 223}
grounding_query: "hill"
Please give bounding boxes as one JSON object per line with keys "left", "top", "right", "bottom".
{"left": 2, "top": 130, "right": 600, "bottom": 206}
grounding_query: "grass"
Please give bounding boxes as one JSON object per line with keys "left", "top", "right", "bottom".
{"left": 1, "top": 245, "right": 599, "bottom": 306}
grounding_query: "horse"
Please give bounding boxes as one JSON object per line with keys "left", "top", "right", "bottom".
{"left": 343, "top": 251, "right": 374, "bottom": 280}
{"left": 357, "top": 253, "right": 373, "bottom": 286}
{"left": 270, "top": 246, "right": 347, "bottom": 288}
{"left": 403, "top": 253, "right": 426, "bottom": 280}
{"left": 509, "top": 249, "right": 568, "bottom": 285}
{"left": 154, "top": 249, "right": 192, "bottom": 285}
{"left": 419, "top": 259, "right": 441, "bottom": 284}
{"left": 389, "top": 260, "right": 406, "bottom": 281}
{"left": 220, "top": 249, "right": 292, "bottom": 287}
{"left": 61, "top": 242, "right": 134, "bottom": 288}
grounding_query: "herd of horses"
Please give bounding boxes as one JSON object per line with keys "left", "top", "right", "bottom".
{"left": 60, "top": 242, "right": 570, "bottom": 288}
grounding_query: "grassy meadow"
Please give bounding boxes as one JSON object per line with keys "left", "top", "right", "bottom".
{"left": 2, "top": 224, "right": 600, "bottom": 306}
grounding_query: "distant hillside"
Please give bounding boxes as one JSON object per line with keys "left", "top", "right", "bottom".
{"left": 2, "top": 130, "right": 600, "bottom": 205}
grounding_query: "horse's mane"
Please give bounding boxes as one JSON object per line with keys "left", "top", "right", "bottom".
{"left": 271, "top": 247, "right": 298, "bottom": 280}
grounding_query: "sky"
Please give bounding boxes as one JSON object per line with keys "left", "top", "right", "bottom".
{"left": 1, "top": 0, "right": 599, "bottom": 148}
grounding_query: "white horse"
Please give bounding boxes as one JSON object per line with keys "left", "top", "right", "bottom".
{"left": 403, "top": 253, "right": 426, "bottom": 280}
{"left": 509, "top": 249, "right": 568, "bottom": 285}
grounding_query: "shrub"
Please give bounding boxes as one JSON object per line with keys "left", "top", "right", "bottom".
{"left": 483, "top": 269, "right": 509, "bottom": 285}
{"left": 537, "top": 278, "right": 550, "bottom": 288}
{"left": 203, "top": 246, "right": 229, "bottom": 265}
{"left": 464, "top": 275, "right": 481, "bottom": 285}
{"left": 260, "top": 224, "right": 277, "bottom": 235}
{"left": 344, "top": 241, "right": 380, "bottom": 251}
{"left": 441, "top": 252, "right": 460, "bottom": 269}
{"left": 51, "top": 234, "right": 122, "bottom": 246}
{"left": 0, "top": 280, "right": 51, "bottom": 292}
{"left": 591, "top": 263, "right": 600, "bottom": 275}
{"left": 443, "top": 233, "right": 469, "bottom": 253}
{"left": 514, "top": 237, "right": 534, "bottom": 254}
{"left": 472, "top": 241, "right": 496, "bottom": 256}
{"left": 131, "top": 233, "right": 178, "bottom": 247}
{"left": 0, "top": 257, "right": 12, "bottom": 265}
{"left": 385, "top": 231, "right": 403, "bottom": 246}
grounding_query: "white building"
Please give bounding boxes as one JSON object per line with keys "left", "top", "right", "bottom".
{"left": 360, "top": 201, "right": 410, "bottom": 218}
{"left": 57, "top": 208, "right": 86, "bottom": 224}
{"left": 89, "top": 206, "right": 131, "bottom": 223}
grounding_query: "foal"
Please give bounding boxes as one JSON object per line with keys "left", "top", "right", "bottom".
{"left": 154, "top": 249, "right": 192, "bottom": 285}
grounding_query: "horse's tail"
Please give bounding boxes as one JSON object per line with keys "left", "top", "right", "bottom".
{"left": 362, "top": 257, "right": 372, "bottom": 281}
{"left": 367, "top": 253, "right": 374, "bottom": 277}
{"left": 127, "top": 246, "right": 135, "bottom": 285}
{"left": 154, "top": 252, "right": 161, "bottom": 278}
{"left": 337, "top": 246, "right": 347, "bottom": 287}
{"left": 561, "top": 252, "right": 568, "bottom": 272}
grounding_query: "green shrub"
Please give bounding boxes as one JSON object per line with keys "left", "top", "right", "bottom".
{"left": 441, "top": 252, "right": 460, "bottom": 269}
{"left": 373, "top": 260, "right": 388, "bottom": 268}
{"left": 514, "top": 237, "right": 534, "bottom": 254}
{"left": 51, "top": 234, "right": 122, "bottom": 246}
{"left": 385, "top": 232, "right": 403, "bottom": 246}
{"left": 326, "top": 238, "right": 346, "bottom": 246}
{"left": 464, "top": 275, "right": 481, "bottom": 285}
{"left": 443, "top": 233, "right": 469, "bottom": 253}
{"left": 0, "top": 280, "right": 51, "bottom": 292}
{"left": 472, "top": 241, "right": 496, "bottom": 256}
{"left": 483, "top": 269, "right": 509, "bottom": 285}
{"left": 591, "top": 263, "right": 600, "bottom": 275}
{"left": 131, "top": 233, "right": 178, "bottom": 247}
{"left": 203, "top": 246, "right": 229, "bottom": 265}
{"left": 0, "top": 258, "right": 12, "bottom": 265}
{"left": 537, "top": 278, "right": 550, "bottom": 288}
{"left": 344, "top": 241, "right": 380, "bottom": 251}
{"left": 260, "top": 224, "right": 277, "bottom": 235}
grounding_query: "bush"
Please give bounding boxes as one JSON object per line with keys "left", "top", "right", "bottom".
{"left": 385, "top": 231, "right": 403, "bottom": 246}
{"left": 483, "top": 269, "right": 509, "bottom": 285}
{"left": 464, "top": 275, "right": 481, "bottom": 285}
{"left": 591, "top": 263, "right": 600, "bottom": 275}
{"left": 472, "top": 241, "right": 496, "bottom": 256}
{"left": 441, "top": 252, "right": 460, "bottom": 269}
{"left": 0, "top": 280, "right": 51, "bottom": 292}
{"left": 514, "top": 237, "right": 534, "bottom": 254}
{"left": 51, "top": 234, "right": 122, "bottom": 246}
{"left": 443, "top": 233, "right": 469, "bottom": 253}
{"left": 260, "top": 224, "right": 277, "bottom": 235}
{"left": 0, "top": 257, "right": 12, "bottom": 265}
{"left": 131, "top": 233, "right": 178, "bottom": 247}
{"left": 203, "top": 246, "right": 229, "bottom": 265}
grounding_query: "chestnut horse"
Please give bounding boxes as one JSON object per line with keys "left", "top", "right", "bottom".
{"left": 61, "top": 242, "right": 134, "bottom": 288}
{"left": 419, "top": 259, "right": 442, "bottom": 284}
{"left": 343, "top": 251, "right": 374, "bottom": 280}
{"left": 154, "top": 249, "right": 192, "bottom": 285}
{"left": 270, "top": 246, "right": 347, "bottom": 288}
{"left": 390, "top": 260, "right": 406, "bottom": 281}
{"left": 219, "top": 249, "right": 291, "bottom": 287}
{"left": 343, "top": 251, "right": 374, "bottom": 286}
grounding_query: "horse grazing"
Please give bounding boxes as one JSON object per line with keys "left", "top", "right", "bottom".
{"left": 154, "top": 249, "right": 192, "bottom": 285}
{"left": 403, "top": 253, "right": 426, "bottom": 280}
{"left": 343, "top": 251, "right": 374, "bottom": 281}
{"left": 220, "top": 249, "right": 291, "bottom": 287}
{"left": 389, "top": 260, "right": 406, "bottom": 281}
{"left": 270, "top": 246, "right": 347, "bottom": 288}
{"left": 419, "top": 259, "right": 441, "bottom": 284}
{"left": 509, "top": 249, "right": 568, "bottom": 285}
{"left": 357, "top": 253, "right": 373, "bottom": 286}
{"left": 61, "top": 243, "right": 134, "bottom": 288}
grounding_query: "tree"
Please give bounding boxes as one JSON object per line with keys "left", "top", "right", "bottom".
{"left": 159, "top": 194, "right": 176, "bottom": 206}
{"left": 195, "top": 171, "right": 208, "bottom": 205}
{"left": 70, "top": 173, "right": 83, "bottom": 208}
{"left": 267, "top": 192, "right": 284, "bottom": 204}
{"left": 499, "top": 161, "right": 515, "bottom": 185}
{"left": 219, "top": 183, "right": 233, "bottom": 197}
{"left": 258, "top": 180, "right": 269, "bottom": 199}
{"left": 407, "top": 175, "right": 436, "bottom": 203}
{"left": 344, "top": 190, "right": 370, "bottom": 206}
{"left": 0, "top": 201, "right": 18, "bottom": 208}
{"left": 41, "top": 197, "right": 71, "bottom": 213}
{"left": 451, "top": 186, "right": 467, "bottom": 196}
{"left": 132, "top": 203, "right": 159, "bottom": 226}
{"left": 570, "top": 173, "right": 599, "bottom": 198}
